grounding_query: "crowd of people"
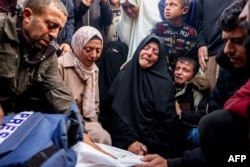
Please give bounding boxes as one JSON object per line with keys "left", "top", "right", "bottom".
{"left": 0, "top": 0, "right": 250, "bottom": 166}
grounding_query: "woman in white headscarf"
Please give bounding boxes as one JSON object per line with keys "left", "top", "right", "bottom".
{"left": 118, "top": 0, "right": 162, "bottom": 60}
{"left": 58, "top": 26, "right": 111, "bottom": 145}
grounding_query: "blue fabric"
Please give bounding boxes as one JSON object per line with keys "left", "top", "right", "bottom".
{"left": 41, "top": 149, "right": 71, "bottom": 167}
{"left": 0, "top": 103, "right": 83, "bottom": 167}
{"left": 186, "top": 128, "right": 199, "bottom": 148}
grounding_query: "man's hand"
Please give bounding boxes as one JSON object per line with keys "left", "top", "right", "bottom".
{"left": 198, "top": 46, "right": 209, "bottom": 71}
{"left": 128, "top": 141, "right": 148, "bottom": 155}
{"left": 59, "top": 43, "right": 71, "bottom": 56}
{"left": 135, "top": 154, "right": 168, "bottom": 167}
{"left": 0, "top": 104, "right": 4, "bottom": 125}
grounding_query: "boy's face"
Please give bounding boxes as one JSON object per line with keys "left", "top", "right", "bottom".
{"left": 174, "top": 60, "right": 195, "bottom": 87}
{"left": 164, "top": 0, "right": 188, "bottom": 21}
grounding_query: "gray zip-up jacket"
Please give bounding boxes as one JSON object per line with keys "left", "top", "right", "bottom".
{"left": 0, "top": 13, "right": 73, "bottom": 114}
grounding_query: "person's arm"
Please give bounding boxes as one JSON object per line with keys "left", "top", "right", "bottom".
{"left": 206, "top": 68, "right": 228, "bottom": 113}
{"left": 137, "top": 148, "right": 209, "bottom": 167}
{"left": 36, "top": 53, "right": 74, "bottom": 114}
{"left": 196, "top": 0, "right": 208, "bottom": 71}
{"left": 112, "top": 111, "right": 137, "bottom": 150}
{"left": 136, "top": 154, "right": 168, "bottom": 167}
{"left": 0, "top": 104, "right": 4, "bottom": 125}
{"left": 99, "top": 0, "right": 112, "bottom": 26}
{"left": 176, "top": 76, "right": 209, "bottom": 126}
{"left": 142, "top": 84, "right": 176, "bottom": 158}
{"left": 73, "top": 0, "right": 91, "bottom": 22}
{"left": 178, "top": 97, "right": 208, "bottom": 126}
{"left": 58, "top": 0, "right": 75, "bottom": 55}
{"left": 224, "top": 79, "right": 250, "bottom": 119}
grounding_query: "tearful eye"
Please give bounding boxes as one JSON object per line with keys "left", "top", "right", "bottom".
{"left": 84, "top": 48, "right": 91, "bottom": 52}
{"left": 154, "top": 51, "right": 159, "bottom": 55}
{"left": 143, "top": 45, "right": 150, "bottom": 50}
{"left": 46, "top": 21, "right": 59, "bottom": 30}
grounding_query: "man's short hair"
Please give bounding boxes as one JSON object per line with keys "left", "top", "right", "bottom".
{"left": 24, "top": 0, "right": 68, "bottom": 17}
{"left": 219, "top": 0, "right": 247, "bottom": 31}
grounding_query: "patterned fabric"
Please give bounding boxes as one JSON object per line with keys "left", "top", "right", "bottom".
{"left": 71, "top": 26, "right": 103, "bottom": 118}
{"left": 105, "top": 5, "right": 121, "bottom": 43}
{"left": 152, "top": 21, "right": 197, "bottom": 67}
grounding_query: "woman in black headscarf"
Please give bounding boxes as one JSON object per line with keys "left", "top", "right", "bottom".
{"left": 97, "top": 41, "right": 128, "bottom": 136}
{"left": 108, "top": 35, "right": 177, "bottom": 158}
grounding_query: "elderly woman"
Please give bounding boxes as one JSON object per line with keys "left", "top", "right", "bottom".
{"left": 58, "top": 26, "right": 111, "bottom": 145}
{"left": 108, "top": 35, "right": 177, "bottom": 158}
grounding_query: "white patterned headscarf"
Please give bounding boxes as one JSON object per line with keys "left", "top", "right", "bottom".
{"left": 71, "top": 26, "right": 103, "bottom": 118}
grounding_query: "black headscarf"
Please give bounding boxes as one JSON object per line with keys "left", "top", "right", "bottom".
{"left": 97, "top": 41, "right": 128, "bottom": 101}
{"left": 108, "top": 35, "right": 177, "bottom": 158}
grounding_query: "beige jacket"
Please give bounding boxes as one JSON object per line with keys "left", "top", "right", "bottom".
{"left": 58, "top": 52, "right": 100, "bottom": 122}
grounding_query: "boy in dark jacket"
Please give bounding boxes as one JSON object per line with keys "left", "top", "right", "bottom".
{"left": 174, "top": 56, "right": 209, "bottom": 153}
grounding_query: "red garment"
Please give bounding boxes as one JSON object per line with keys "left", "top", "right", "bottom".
{"left": 224, "top": 79, "right": 250, "bottom": 120}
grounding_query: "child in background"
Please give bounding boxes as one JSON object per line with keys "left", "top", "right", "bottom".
{"left": 105, "top": 0, "right": 121, "bottom": 43}
{"left": 152, "top": 0, "right": 197, "bottom": 71}
{"left": 174, "top": 56, "right": 209, "bottom": 155}
{"left": 158, "top": 0, "right": 198, "bottom": 28}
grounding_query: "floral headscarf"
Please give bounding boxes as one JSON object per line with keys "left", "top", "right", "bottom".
{"left": 71, "top": 26, "right": 103, "bottom": 118}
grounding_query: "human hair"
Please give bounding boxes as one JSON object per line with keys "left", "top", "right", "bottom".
{"left": 180, "top": 0, "right": 190, "bottom": 8}
{"left": 24, "top": 0, "right": 68, "bottom": 17}
{"left": 176, "top": 56, "right": 199, "bottom": 75}
{"left": 165, "top": 0, "right": 189, "bottom": 7}
{"left": 219, "top": 0, "right": 247, "bottom": 31}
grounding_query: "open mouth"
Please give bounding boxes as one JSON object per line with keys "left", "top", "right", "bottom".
{"left": 229, "top": 57, "right": 240, "bottom": 64}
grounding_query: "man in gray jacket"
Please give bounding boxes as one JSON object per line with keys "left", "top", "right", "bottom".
{"left": 0, "top": 0, "right": 74, "bottom": 124}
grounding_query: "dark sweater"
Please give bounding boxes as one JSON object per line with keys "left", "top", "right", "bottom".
{"left": 196, "top": 0, "right": 235, "bottom": 56}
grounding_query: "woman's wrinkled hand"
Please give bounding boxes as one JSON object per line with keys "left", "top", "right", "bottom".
{"left": 128, "top": 141, "right": 148, "bottom": 155}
